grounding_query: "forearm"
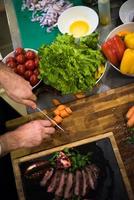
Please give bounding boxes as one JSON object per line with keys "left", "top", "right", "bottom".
{"left": 0, "top": 62, "right": 12, "bottom": 87}
{"left": 0, "top": 132, "right": 20, "bottom": 157}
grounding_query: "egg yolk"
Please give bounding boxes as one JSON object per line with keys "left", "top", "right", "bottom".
{"left": 69, "top": 20, "right": 90, "bottom": 38}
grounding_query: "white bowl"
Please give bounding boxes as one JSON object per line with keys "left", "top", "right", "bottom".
{"left": 2, "top": 48, "right": 41, "bottom": 89}
{"left": 119, "top": 0, "right": 134, "bottom": 23}
{"left": 106, "top": 23, "right": 134, "bottom": 77}
{"left": 57, "top": 6, "right": 99, "bottom": 37}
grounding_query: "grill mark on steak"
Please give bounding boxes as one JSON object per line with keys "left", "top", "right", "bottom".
{"left": 85, "top": 166, "right": 95, "bottom": 190}
{"left": 55, "top": 170, "right": 67, "bottom": 197}
{"left": 74, "top": 170, "right": 83, "bottom": 196}
{"left": 89, "top": 164, "right": 100, "bottom": 179}
{"left": 47, "top": 169, "right": 62, "bottom": 193}
{"left": 64, "top": 172, "right": 74, "bottom": 199}
{"left": 40, "top": 168, "right": 54, "bottom": 187}
{"left": 82, "top": 169, "right": 89, "bottom": 197}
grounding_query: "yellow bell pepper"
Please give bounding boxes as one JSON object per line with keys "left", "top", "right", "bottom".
{"left": 120, "top": 49, "right": 134, "bottom": 74}
{"left": 124, "top": 33, "right": 134, "bottom": 49}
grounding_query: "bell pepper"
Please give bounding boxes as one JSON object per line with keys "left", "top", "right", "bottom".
{"left": 120, "top": 49, "right": 134, "bottom": 74}
{"left": 124, "top": 33, "right": 134, "bottom": 49}
{"left": 101, "top": 35, "right": 126, "bottom": 66}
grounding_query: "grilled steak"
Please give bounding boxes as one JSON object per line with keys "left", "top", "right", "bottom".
{"left": 74, "top": 170, "right": 83, "bottom": 196}
{"left": 64, "top": 172, "right": 74, "bottom": 199}
{"left": 47, "top": 169, "right": 62, "bottom": 193}
{"left": 40, "top": 168, "right": 54, "bottom": 187}
{"left": 85, "top": 166, "right": 95, "bottom": 190}
{"left": 55, "top": 170, "right": 67, "bottom": 197}
{"left": 81, "top": 169, "right": 89, "bottom": 197}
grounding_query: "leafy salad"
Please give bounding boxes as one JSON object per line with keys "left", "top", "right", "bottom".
{"left": 38, "top": 32, "right": 106, "bottom": 94}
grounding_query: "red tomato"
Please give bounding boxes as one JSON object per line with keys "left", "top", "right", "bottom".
{"left": 16, "top": 64, "right": 26, "bottom": 75}
{"left": 30, "top": 74, "right": 39, "bottom": 86}
{"left": 16, "top": 54, "right": 26, "bottom": 64}
{"left": 7, "top": 61, "right": 17, "bottom": 68}
{"left": 25, "top": 60, "right": 35, "bottom": 70}
{"left": 33, "top": 68, "right": 39, "bottom": 76}
{"left": 34, "top": 57, "right": 39, "bottom": 68}
{"left": 6, "top": 56, "right": 16, "bottom": 64}
{"left": 24, "top": 70, "right": 33, "bottom": 80}
{"left": 25, "top": 50, "right": 36, "bottom": 60}
{"left": 15, "top": 47, "right": 25, "bottom": 56}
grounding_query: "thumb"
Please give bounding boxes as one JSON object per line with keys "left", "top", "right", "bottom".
{"left": 22, "top": 99, "right": 37, "bottom": 109}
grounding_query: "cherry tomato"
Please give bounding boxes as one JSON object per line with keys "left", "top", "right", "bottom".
{"left": 16, "top": 54, "right": 26, "bottom": 64}
{"left": 16, "top": 64, "right": 26, "bottom": 75}
{"left": 6, "top": 56, "right": 16, "bottom": 64}
{"left": 7, "top": 61, "right": 17, "bottom": 68}
{"left": 25, "top": 60, "right": 35, "bottom": 70}
{"left": 24, "top": 70, "right": 33, "bottom": 80}
{"left": 34, "top": 57, "right": 39, "bottom": 68}
{"left": 25, "top": 50, "right": 36, "bottom": 60}
{"left": 15, "top": 47, "right": 25, "bottom": 56}
{"left": 30, "top": 74, "right": 39, "bottom": 86}
{"left": 33, "top": 68, "right": 39, "bottom": 76}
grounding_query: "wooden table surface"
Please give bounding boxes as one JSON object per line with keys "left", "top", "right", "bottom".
{"left": 6, "top": 83, "right": 134, "bottom": 192}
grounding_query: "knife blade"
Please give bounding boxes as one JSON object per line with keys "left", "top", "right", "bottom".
{"left": 36, "top": 107, "right": 65, "bottom": 132}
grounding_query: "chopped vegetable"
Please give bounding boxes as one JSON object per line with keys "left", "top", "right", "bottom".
{"left": 120, "top": 49, "right": 134, "bottom": 75}
{"left": 53, "top": 115, "right": 63, "bottom": 124}
{"left": 124, "top": 33, "right": 134, "bottom": 49}
{"left": 52, "top": 98, "right": 61, "bottom": 106}
{"left": 59, "top": 109, "right": 69, "bottom": 118}
{"left": 65, "top": 107, "right": 72, "bottom": 114}
{"left": 22, "top": 0, "right": 73, "bottom": 32}
{"left": 39, "top": 33, "right": 106, "bottom": 94}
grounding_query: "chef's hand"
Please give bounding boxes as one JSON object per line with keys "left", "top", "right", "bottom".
{"left": 0, "top": 120, "right": 55, "bottom": 156}
{"left": 0, "top": 62, "right": 36, "bottom": 109}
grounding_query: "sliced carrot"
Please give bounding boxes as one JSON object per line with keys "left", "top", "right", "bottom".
{"left": 52, "top": 99, "right": 61, "bottom": 106}
{"left": 53, "top": 115, "right": 63, "bottom": 125}
{"left": 53, "top": 109, "right": 60, "bottom": 116}
{"left": 65, "top": 107, "right": 72, "bottom": 114}
{"left": 75, "top": 92, "right": 86, "bottom": 99}
{"left": 56, "top": 104, "right": 66, "bottom": 111}
{"left": 59, "top": 109, "right": 69, "bottom": 118}
{"left": 126, "top": 106, "right": 134, "bottom": 119}
{"left": 127, "top": 113, "right": 134, "bottom": 127}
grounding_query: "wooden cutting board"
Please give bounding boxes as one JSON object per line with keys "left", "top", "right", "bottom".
{"left": 6, "top": 83, "right": 134, "bottom": 191}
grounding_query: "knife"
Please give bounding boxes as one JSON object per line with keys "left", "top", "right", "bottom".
{"left": 36, "top": 107, "right": 65, "bottom": 132}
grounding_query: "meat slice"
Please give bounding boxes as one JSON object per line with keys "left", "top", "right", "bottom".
{"left": 64, "top": 172, "right": 74, "bottom": 199}
{"left": 85, "top": 166, "right": 95, "bottom": 190}
{"left": 81, "top": 169, "right": 89, "bottom": 197}
{"left": 55, "top": 171, "right": 67, "bottom": 197}
{"left": 47, "top": 169, "right": 62, "bottom": 193}
{"left": 89, "top": 164, "right": 100, "bottom": 179}
{"left": 74, "top": 170, "right": 83, "bottom": 196}
{"left": 40, "top": 168, "right": 54, "bottom": 187}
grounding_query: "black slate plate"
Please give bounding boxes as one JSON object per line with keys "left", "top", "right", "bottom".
{"left": 19, "top": 138, "right": 129, "bottom": 200}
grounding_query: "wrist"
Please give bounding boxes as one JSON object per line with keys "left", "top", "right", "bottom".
{"left": 0, "top": 132, "right": 21, "bottom": 157}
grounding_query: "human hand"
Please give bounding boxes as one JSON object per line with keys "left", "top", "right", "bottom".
{"left": 0, "top": 64, "right": 36, "bottom": 108}
{"left": 0, "top": 120, "right": 55, "bottom": 154}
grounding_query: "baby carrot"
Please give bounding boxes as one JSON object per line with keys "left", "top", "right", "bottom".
{"left": 53, "top": 109, "right": 60, "bottom": 116}
{"left": 127, "top": 113, "right": 134, "bottom": 127}
{"left": 126, "top": 106, "right": 134, "bottom": 119}
{"left": 56, "top": 104, "right": 66, "bottom": 111}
